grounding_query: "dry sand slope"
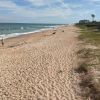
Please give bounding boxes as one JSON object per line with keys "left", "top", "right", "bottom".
{"left": 0, "top": 26, "right": 81, "bottom": 100}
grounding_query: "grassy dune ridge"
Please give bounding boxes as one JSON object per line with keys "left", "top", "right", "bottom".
{"left": 78, "top": 25, "right": 100, "bottom": 44}
{"left": 76, "top": 24, "right": 100, "bottom": 100}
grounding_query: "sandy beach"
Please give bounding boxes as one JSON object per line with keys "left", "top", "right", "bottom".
{"left": 0, "top": 26, "right": 81, "bottom": 100}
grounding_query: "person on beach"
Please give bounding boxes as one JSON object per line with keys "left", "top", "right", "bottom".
{"left": 1, "top": 37, "right": 4, "bottom": 46}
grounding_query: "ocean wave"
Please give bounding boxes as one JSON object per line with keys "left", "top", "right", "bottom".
{"left": 0, "top": 25, "right": 65, "bottom": 40}
{"left": 0, "top": 27, "right": 55, "bottom": 40}
{"left": 44, "top": 26, "right": 57, "bottom": 28}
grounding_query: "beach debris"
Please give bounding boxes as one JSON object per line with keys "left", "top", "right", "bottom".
{"left": 58, "top": 70, "right": 63, "bottom": 74}
{"left": 52, "top": 32, "right": 56, "bottom": 34}
{"left": 62, "top": 30, "right": 64, "bottom": 32}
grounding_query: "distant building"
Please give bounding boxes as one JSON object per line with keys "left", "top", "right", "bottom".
{"left": 79, "top": 20, "right": 90, "bottom": 24}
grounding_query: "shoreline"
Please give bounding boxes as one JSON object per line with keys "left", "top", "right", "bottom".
{"left": 0, "top": 25, "right": 66, "bottom": 40}
{"left": 0, "top": 25, "right": 67, "bottom": 48}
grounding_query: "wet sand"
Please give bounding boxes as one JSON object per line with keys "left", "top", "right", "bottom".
{"left": 0, "top": 26, "right": 81, "bottom": 100}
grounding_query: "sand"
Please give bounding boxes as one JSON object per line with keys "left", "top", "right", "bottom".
{"left": 0, "top": 26, "right": 81, "bottom": 100}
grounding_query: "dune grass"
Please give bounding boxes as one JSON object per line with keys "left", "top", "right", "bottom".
{"left": 76, "top": 24, "right": 100, "bottom": 100}
{"left": 78, "top": 25, "right": 100, "bottom": 45}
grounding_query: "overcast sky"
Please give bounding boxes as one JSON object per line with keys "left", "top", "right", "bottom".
{"left": 0, "top": 0, "right": 100, "bottom": 24}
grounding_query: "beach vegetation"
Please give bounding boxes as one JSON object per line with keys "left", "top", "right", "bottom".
{"left": 75, "top": 20, "right": 100, "bottom": 100}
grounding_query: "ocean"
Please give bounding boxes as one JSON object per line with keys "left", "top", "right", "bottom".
{"left": 0, "top": 23, "right": 60, "bottom": 39}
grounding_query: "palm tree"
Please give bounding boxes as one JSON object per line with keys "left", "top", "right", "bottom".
{"left": 91, "top": 14, "right": 95, "bottom": 22}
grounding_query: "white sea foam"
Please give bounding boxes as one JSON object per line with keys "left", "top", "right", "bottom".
{"left": 44, "top": 26, "right": 56, "bottom": 28}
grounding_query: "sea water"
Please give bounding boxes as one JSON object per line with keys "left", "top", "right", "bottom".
{"left": 0, "top": 23, "right": 60, "bottom": 39}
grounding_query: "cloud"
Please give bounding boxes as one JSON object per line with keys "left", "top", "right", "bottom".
{"left": 0, "top": 0, "right": 73, "bottom": 19}
{"left": 87, "top": 0, "right": 100, "bottom": 3}
{"left": 27, "top": 0, "right": 64, "bottom": 6}
{"left": 26, "top": 0, "right": 75, "bottom": 18}
{"left": 0, "top": 0, "right": 85, "bottom": 23}
{"left": 0, "top": 1, "right": 38, "bottom": 23}
{"left": 0, "top": 0, "right": 16, "bottom": 8}
{"left": 86, "top": 0, "right": 100, "bottom": 6}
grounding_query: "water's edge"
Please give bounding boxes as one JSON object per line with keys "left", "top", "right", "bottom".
{"left": 0, "top": 25, "right": 62, "bottom": 40}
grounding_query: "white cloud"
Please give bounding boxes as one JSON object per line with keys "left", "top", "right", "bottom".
{"left": 38, "top": 7, "right": 72, "bottom": 18}
{"left": 27, "top": 0, "right": 64, "bottom": 6}
{"left": 0, "top": 0, "right": 73, "bottom": 18}
{"left": 87, "top": 0, "right": 100, "bottom": 3}
{"left": 0, "top": 0, "right": 83, "bottom": 23}
{"left": 0, "top": 0, "right": 17, "bottom": 9}
{"left": 0, "top": 0, "right": 36, "bottom": 17}
{"left": 87, "top": 0, "right": 100, "bottom": 6}
{"left": 26, "top": 0, "right": 73, "bottom": 17}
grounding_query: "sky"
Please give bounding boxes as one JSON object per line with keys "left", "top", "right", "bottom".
{"left": 0, "top": 0, "right": 100, "bottom": 24}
